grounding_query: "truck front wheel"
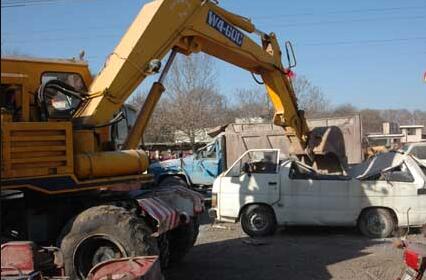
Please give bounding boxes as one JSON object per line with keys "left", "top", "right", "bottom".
{"left": 241, "top": 205, "right": 277, "bottom": 237}
{"left": 59, "top": 205, "right": 159, "bottom": 280}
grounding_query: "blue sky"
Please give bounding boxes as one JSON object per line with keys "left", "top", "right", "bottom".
{"left": 1, "top": 0, "right": 425, "bottom": 110}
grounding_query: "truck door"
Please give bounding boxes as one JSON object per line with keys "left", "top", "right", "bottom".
{"left": 217, "top": 150, "right": 280, "bottom": 219}
{"left": 191, "top": 141, "right": 220, "bottom": 185}
{"left": 282, "top": 161, "right": 322, "bottom": 225}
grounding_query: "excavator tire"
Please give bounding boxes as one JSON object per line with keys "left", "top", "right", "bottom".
{"left": 168, "top": 217, "right": 200, "bottom": 264}
{"left": 58, "top": 205, "right": 159, "bottom": 280}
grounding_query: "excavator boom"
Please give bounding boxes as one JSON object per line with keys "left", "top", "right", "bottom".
{"left": 73, "top": 0, "right": 310, "bottom": 155}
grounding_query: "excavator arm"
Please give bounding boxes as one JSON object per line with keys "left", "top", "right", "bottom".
{"left": 73, "top": 0, "right": 310, "bottom": 155}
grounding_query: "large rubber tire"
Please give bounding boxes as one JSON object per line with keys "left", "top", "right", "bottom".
{"left": 241, "top": 205, "right": 277, "bottom": 237}
{"left": 168, "top": 217, "right": 200, "bottom": 264}
{"left": 59, "top": 205, "right": 159, "bottom": 280}
{"left": 358, "top": 208, "right": 396, "bottom": 238}
{"left": 160, "top": 176, "right": 189, "bottom": 188}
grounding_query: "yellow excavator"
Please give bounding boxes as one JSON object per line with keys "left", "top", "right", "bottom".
{"left": 1, "top": 0, "right": 345, "bottom": 278}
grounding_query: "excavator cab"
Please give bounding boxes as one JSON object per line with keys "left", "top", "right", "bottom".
{"left": 0, "top": 57, "right": 92, "bottom": 123}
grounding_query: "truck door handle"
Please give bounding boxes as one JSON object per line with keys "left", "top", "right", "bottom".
{"left": 268, "top": 182, "right": 277, "bottom": 185}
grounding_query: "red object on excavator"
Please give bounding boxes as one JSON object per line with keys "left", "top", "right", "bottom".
{"left": 1, "top": 241, "right": 39, "bottom": 276}
{"left": 87, "top": 257, "right": 162, "bottom": 280}
{"left": 1, "top": 241, "right": 64, "bottom": 279}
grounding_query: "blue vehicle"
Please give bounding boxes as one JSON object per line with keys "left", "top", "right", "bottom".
{"left": 148, "top": 136, "right": 226, "bottom": 188}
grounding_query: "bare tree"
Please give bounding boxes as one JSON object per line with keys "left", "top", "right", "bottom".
{"left": 165, "top": 53, "right": 229, "bottom": 146}
{"left": 292, "top": 75, "right": 330, "bottom": 117}
{"left": 380, "top": 109, "right": 415, "bottom": 126}
{"left": 359, "top": 109, "right": 385, "bottom": 133}
{"left": 229, "top": 76, "right": 330, "bottom": 122}
{"left": 130, "top": 91, "right": 175, "bottom": 144}
{"left": 330, "top": 104, "right": 358, "bottom": 117}
{"left": 231, "top": 87, "right": 273, "bottom": 121}
{"left": 413, "top": 110, "right": 426, "bottom": 133}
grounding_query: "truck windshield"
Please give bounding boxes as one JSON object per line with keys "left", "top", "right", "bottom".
{"left": 198, "top": 143, "right": 216, "bottom": 159}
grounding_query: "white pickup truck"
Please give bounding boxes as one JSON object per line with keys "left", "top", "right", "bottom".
{"left": 210, "top": 149, "right": 426, "bottom": 238}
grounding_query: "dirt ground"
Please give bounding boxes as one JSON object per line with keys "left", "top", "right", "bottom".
{"left": 166, "top": 213, "right": 425, "bottom": 280}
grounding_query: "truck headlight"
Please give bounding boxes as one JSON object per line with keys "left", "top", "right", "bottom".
{"left": 211, "top": 193, "right": 217, "bottom": 208}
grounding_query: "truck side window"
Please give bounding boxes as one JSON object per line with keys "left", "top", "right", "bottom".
{"left": 289, "top": 162, "right": 317, "bottom": 180}
{"left": 200, "top": 144, "right": 216, "bottom": 159}
{"left": 226, "top": 151, "right": 278, "bottom": 177}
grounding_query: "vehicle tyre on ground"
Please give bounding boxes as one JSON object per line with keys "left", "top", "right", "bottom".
{"left": 59, "top": 205, "right": 159, "bottom": 280}
{"left": 358, "top": 208, "right": 396, "bottom": 238}
{"left": 168, "top": 217, "right": 200, "bottom": 264}
{"left": 241, "top": 204, "right": 277, "bottom": 237}
{"left": 160, "top": 176, "right": 189, "bottom": 188}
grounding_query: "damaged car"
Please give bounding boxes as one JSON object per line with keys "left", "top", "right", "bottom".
{"left": 210, "top": 149, "right": 426, "bottom": 238}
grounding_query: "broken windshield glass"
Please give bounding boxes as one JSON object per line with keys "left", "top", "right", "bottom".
{"left": 363, "top": 163, "right": 414, "bottom": 182}
{"left": 347, "top": 152, "right": 405, "bottom": 180}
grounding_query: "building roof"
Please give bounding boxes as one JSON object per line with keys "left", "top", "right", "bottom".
{"left": 367, "top": 134, "right": 404, "bottom": 139}
{"left": 400, "top": 125, "right": 424, "bottom": 129}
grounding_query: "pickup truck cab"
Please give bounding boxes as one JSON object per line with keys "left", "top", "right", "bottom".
{"left": 210, "top": 149, "right": 426, "bottom": 238}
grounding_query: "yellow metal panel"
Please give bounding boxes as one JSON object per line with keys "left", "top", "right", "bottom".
{"left": 74, "top": 150, "right": 148, "bottom": 180}
{"left": 1, "top": 122, "right": 73, "bottom": 179}
{"left": 11, "top": 146, "right": 66, "bottom": 152}
{"left": 11, "top": 135, "right": 66, "bottom": 142}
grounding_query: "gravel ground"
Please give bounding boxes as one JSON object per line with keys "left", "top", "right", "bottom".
{"left": 166, "top": 213, "right": 425, "bottom": 280}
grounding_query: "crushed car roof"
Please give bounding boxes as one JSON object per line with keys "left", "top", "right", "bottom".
{"left": 347, "top": 152, "right": 407, "bottom": 179}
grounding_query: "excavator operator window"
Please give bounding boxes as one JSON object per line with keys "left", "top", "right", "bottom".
{"left": 41, "top": 72, "right": 87, "bottom": 91}
{"left": 39, "top": 72, "right": 86, "bottom": 120}
{"left": 1, "top": 84, "right": 22, "bottom": 121}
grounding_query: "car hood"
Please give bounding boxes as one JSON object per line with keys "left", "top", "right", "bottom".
{"left": 347, "top": 152, "right": 406, "bottom": 179}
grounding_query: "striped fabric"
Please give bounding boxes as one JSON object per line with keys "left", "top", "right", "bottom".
{"left": 155, "top": 185, "right": 205, "bottom": 213}
{"left": 137, "top": 197, "right": 180, "bottom": 236}
{"left": 137, "top": 185, "right": 205, "bottom": 236}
